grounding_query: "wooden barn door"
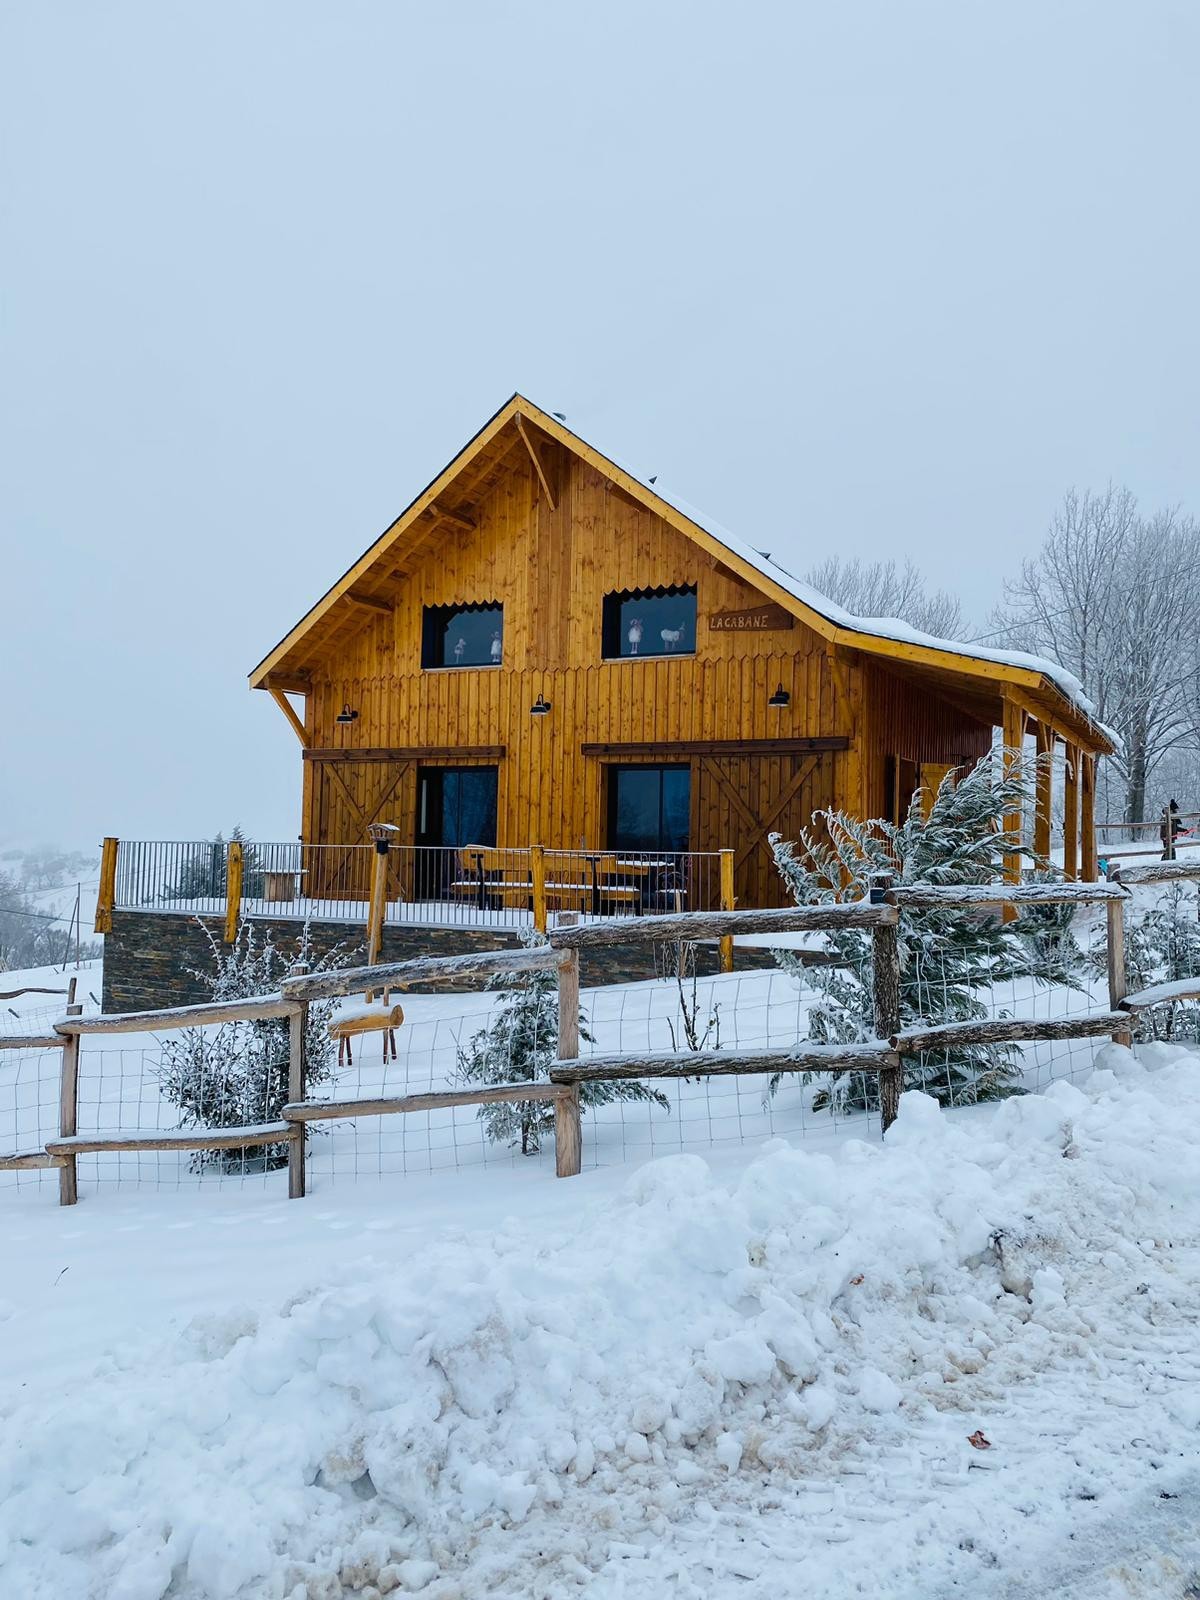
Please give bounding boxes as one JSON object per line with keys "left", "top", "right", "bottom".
{"left": 696, "top": 752, "right": 836, "bottom": 908}
{"left": 308, "top": 757, "right": 413, "bottom": 902}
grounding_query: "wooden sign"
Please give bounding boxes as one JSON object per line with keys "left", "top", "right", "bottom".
{"left": 709, "top": 604, "right": 794, "bottom": 633}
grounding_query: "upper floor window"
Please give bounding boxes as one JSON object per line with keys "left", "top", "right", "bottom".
{"left": 602, "top": 584, "right": 697, "bottom": 660}
{"left": 421, "top": 602, "right": 503, "bottom": 668}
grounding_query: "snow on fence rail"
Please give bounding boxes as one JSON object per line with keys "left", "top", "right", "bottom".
{"left": 14, "top": 867, "right": 1200, "bottom": 1207}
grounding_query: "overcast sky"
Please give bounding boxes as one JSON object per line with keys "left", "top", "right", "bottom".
{"left": 2, "top": 1, "right": 1198, "bottom": 854}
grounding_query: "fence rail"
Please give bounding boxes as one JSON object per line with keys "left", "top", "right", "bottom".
{"left": 19, "top": 861, "right": 1200, "bottom": 1207}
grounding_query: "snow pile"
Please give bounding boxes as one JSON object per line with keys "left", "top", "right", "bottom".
{"left": 3, "top": 1044, "right": 1200, "bottom": 1597}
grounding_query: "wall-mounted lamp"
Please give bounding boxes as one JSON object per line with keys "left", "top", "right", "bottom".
{"left": 768, "top": 683, "right": 790, "bottom": 709}
{"left": 336, "top": 704, "right": 359, "bottom": 724}
{"left": 530, "top": 693, "right": 552, "bottom": 717}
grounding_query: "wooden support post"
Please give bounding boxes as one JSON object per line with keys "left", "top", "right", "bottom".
{"left": 94, "top": 836, "right": 118, "bottom": 934}
{"left": 531, "top": 844, "right": 547, "bottom": 935}
{"left": 870, "top": 875, "right": 902, "bottom": 1133}
{"left": 1001, "top": 696, "right": 1026, "bottom": 887}
{"left": 367, "top": 840, "right": 389, "bottom": 968}
{"left": 1000, "top": 696, "right": 1027, "bottom": 923}
{"left": 1063, "top": 743, "right": 1079, "bottom": 882}
{"left": 223, "top": 839, "right": 244, "bottom": 944}
{"left": 555, "top": 913, "right": 582, "bottom": 1176}
{"left": 287, "top": 980, "right": 308, "bottom": 1200}
{"left": 268, "top": 685, "right": 308, "bottom": 747}
{"left": 57, "top": 999, "right": 83, "bottom": 1206}
{"left": 1106, "top": 896, "right": 1133, "bottom": 1049}
{"left": 718, "top": 849, "right": 735, "bottom": 974}
{"left": 1034, "top": 722, "right": 1053, "bottom": 863}
{"left": 1081, "top": 754, "right": 1098, "bottom": 881}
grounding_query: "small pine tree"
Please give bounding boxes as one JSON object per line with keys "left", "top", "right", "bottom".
{"left": 770, "top": 751, "right": 1084, "bottom": 1112}
{"left": 453, "top": 934, "right": 670, "bottom": 1153}
{"left": 1120, "top": 882, "right": 1200, "bottom": 1043}
{"left": 157, "top": 920, "right": 348, "bottom": 1169}
{"left": 170, "top": 828, "right": 262, "bottom": 902}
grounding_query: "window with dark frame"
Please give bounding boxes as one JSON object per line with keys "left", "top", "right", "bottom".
{"left": 601, "top": 585, "right": 697, "bottom": 660}
{"left": 421, "top": 602, "right": 503, "bottom": 669}
{"left": 607, "top": 764, "right": 691, "bottom": 852}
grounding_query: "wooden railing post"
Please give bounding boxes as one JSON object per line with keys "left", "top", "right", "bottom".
{"left": 869, "top": 874, "right": 902, "bottom": 1133}
{"left": 1034, "top": 722, "right": 1053, "bottom": 862}
{"left": 531, "top": 844, "right": 547, "bottom": 934}
{"left": 56, "top": 998, "right": 83, "bottom": 1206}
{"left": 365, "top": 824, "right": 398, "bottom": 998}
{"left": 1081, "top": 754, "right": 1098, "bottom": 881}
{"left": 287, "top": 966, "right": 309, "bottom": 1199}
{"left": 555, "top": 912, "right": 582, "bottom": 1176}
{"left": 1106, "top": 893, "right": 1133, "bottom": 1049}
{"left": 366, "top": 837, "right": 389, "bottom": 966}
{"left": 224, "top": 839, "right": 244, "bottom": 944}
{"left": 94, "top": 836, "right": 118, "bottom": 933}
{"left": 718, "top": 849, "right": 735, "bottom": 974}
{"left": 1063, "top": 744, "right": 1079, "bottom": 881}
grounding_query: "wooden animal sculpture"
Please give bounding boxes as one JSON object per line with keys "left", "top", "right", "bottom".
{"left": 328, "top": 997, "right": 405, "bottom": 1066}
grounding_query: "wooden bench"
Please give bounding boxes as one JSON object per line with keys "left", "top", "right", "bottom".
{"left": 449, "top": 848, "right": 668, "bottom": 915}
{"left": 328, "top": 999, "right": 405, "bottom": 1066}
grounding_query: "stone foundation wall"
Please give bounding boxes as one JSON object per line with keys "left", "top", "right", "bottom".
{"left": 102, "top": 910, "right": 777, "bottom": 1013}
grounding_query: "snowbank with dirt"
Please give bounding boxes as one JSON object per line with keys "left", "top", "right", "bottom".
{"left": 3, "top": 1043, "right": 1200, "bottom": 1598}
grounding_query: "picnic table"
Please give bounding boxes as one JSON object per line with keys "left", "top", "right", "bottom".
{"left": 450, "top": 850, "right": 684, "bottom": 916}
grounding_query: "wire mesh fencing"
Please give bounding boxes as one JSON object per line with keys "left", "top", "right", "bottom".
{"left": 9, "top": 884, "right": 1194, "bottom": 1205}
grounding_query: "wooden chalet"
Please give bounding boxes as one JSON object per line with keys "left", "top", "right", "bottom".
{"left": 249, "top": 395, "right": 1113, "bottom": 913}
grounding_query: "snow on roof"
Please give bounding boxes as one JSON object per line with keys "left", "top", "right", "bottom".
{"left": 549, "top": 402, "right": 1102, "bottom": 726}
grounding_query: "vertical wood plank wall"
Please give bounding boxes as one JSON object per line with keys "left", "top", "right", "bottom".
{"left": 287, "top": 447, "right": 1005, "bottom": 902}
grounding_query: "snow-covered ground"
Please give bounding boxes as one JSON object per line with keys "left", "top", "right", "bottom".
{"left": 3, "top": 908, "right": 1200, "bottom": 1599}
{"left": 3, "top": 1038, "right": 1200, "bottom": 1597}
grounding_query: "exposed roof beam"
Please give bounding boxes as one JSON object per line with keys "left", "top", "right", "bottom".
{"left": 345, "top": 591, "right": 394, "bottom": 614}
{"left": 260, "top": 670, "right": 312, "bottom": 696}
{"left": 514, "top": 412, "right": 556, "bottom": 512}
{"left": 425, "top": 501, "right": 476, "bottom": 529}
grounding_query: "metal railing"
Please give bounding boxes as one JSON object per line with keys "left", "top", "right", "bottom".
{"left": 104, "top": 840, "right": 732, "bottom": 938}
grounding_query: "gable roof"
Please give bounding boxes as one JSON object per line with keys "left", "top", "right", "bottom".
{"left": 249, "top": 393, "right": 1113, "bottom": 754}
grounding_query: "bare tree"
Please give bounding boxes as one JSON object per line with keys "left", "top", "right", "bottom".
{"left": 805, "top": 556, "right": 964, "bottom": 638}
{"left": 989, "top": 486, "right": 1200, "bottom": 823}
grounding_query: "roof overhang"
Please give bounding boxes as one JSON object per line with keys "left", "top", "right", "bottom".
{"left": 249, "top": 393, "right": 1114, "bottom": 757}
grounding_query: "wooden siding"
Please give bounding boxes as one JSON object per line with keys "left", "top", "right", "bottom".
{"left": 282, "top": 445, "right": 1001, "bottom": 898}
{"left": 862, "top": 660, "right": 994, "bottom": 819}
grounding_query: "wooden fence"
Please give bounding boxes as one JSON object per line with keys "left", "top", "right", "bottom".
{"left": 9, "top": 865, "right": 1200, "bottom": 1206}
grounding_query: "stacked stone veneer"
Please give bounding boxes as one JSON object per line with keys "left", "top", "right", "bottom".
{"left": 102, "top": 910, "right": 776, "bottom": 1013}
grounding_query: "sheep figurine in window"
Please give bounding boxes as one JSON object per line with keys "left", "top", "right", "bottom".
{"left": 627, "top": 617, "right": 644, "bottom": 654}
{"left": 660, "top": 622, "right": 685, "bottom": 650}
{"left": 490, "top": 630, "right": 502, "bottom": 663}
{"left": 453, "top": 636, "right": 466, "bottom": 663}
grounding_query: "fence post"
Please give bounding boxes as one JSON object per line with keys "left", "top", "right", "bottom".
{"left": 1106, "top": 893, "right": 1133, "bottom": 1049}
{"left": 718, "top": 849, "right": 735, "bottom": 973}
{"left": 555, "top": 912, "right": 582, "bottom": 1177}
{"left": 869, "top": 873, "right": 902, "bottom": 1133}
{"left": 287, "top": 964, "right": 309, "bottom": 1200}
{"left": 94, "top": 837, "right": 118, "bottom": 934}
{"left": 531, "top": 844, "right": 547, "bottom": 934}
{"left": 56, "top": 998, "right": 84, "bottom": 1206}
{"left": 224, "top": 839, "right": 244, "bottom": 944}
